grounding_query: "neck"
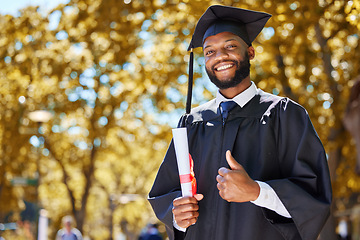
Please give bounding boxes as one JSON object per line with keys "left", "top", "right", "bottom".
{"left": 219, "top": 76, "right": 251, "bottom": 99}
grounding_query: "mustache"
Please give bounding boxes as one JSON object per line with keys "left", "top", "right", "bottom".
{"left": 212, "top": 60, "right": 239, "bottom": 71}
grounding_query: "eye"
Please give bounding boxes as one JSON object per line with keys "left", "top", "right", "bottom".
{"left": 226, "top": 44, "right": 237, "bottom": 49}
{"left": 205, "top": 50, "right": 214, "bottom": 56}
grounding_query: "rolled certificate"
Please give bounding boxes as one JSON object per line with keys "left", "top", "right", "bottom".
{"left": 172, "top": 127, "right": 195, "bottom": 197}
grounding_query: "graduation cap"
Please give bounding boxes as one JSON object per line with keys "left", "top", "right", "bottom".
{"left": 184, "top": 5, "right": 271, "bottom": 114}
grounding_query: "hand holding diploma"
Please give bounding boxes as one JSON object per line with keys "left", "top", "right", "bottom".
{"left": 172, "top": 193, "right": 204, "bottom": 229}
{"left": 172, "top": 128, "right": 203, "bottom": 229}
{"left": 172, "top": 128, "right": 197, "bottom": 197}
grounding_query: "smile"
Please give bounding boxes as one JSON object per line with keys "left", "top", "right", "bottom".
{"left": 215, "top": 64, "right": 234, "bottom": 71}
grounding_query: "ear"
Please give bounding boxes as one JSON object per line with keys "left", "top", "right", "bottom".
{"left": 247, "top": 46, "right": 255, "bottom": 60}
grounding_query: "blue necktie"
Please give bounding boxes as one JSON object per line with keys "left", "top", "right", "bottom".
{"left": 220, "top": 101, "right": 237, "bottom": 125}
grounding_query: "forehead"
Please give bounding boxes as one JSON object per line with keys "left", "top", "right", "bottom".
{"left": 203, "top": 32, "right": 246, "bottom": 48}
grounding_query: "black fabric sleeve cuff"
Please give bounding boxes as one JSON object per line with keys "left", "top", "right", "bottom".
{"left": 263, "top": 208, "right": 294, "bottom": 224}
{"left": 173, "top": 227, "right": 186, "bottom": 240}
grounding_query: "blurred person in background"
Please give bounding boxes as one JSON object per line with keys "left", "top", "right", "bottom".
{"left": 138, "top": 223, "right": 162, "bottom": 240}
{"left": 55, "top": 215, "right": 83, "bottom": 240}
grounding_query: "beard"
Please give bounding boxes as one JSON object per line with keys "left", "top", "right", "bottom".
{"left": 205, "top": 53, "right": 251, "bottom": 90}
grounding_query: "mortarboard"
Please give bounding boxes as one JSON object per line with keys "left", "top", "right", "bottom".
{"left": 184, "top": 5, "right": 271, "bottom": 114}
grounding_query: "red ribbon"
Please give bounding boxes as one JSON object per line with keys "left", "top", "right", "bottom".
{"left": 178, "top": 154, "right": 197, "bottom": 196}
{"left": 180, "top": 174, "right": 191, "bottom": 183}
{"left": 189, "top": 154, "right": 197, "bottom": 195}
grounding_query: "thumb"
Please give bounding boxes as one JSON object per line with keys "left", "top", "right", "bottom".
{"left": 226, "top": 150, "right": 243, "bottom": 170}
{"left": 194, "top": 193, "right": 204, "bottom": 201}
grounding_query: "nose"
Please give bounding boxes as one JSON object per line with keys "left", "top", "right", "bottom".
{"left": 214, "top": 49, "right": 229, "bottom": 61}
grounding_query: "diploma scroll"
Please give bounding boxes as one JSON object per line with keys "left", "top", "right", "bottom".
{"left": 172, "top": 127, "right": 196, "bottom": 197}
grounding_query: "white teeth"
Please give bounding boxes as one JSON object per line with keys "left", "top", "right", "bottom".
{"left": 216, "top": 64, "right": 233, "bottom": 71}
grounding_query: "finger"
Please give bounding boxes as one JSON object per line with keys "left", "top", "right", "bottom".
{"left": 173, "top": 204, "right": 200, "bottom": 228}
{"left": 194, "top": 193, "right": 204, "bottom": 201}
{"left": 216, "top": 174, "right": 224, "bottom": 183}
{"left": 172, "top": 203, "right": 199, "bottom": 215}
{"left": 218, "top": 167, "right": 229, "bottom": 176}
{"left": 173, "top": 196, "right": 198, "bottom": 207}
{"left": 217, "top": 182, "right": 224, "bottom": 191}
{"left": 176, "top": 210, "right": 199, "bottom": 220}
{"left": 217, "top": 185, "right": 227, "bottom": 200}
{"left": 226, "top": 150, "right": 243, "bottom": 170}
{"left": 175, "top": 213, "right": 199, "bottom": 228}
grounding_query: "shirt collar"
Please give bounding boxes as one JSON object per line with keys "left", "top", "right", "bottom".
{"left": 215, "top": 81, "right": 258, "bottom": 108}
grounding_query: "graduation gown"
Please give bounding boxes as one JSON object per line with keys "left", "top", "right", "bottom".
{"left": 148, "top": 89, "right": 332, "bottom": 240}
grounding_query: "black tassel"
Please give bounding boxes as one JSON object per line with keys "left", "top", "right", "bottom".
{"left": 186, "top": 48, "right": 194, "bottom": 114}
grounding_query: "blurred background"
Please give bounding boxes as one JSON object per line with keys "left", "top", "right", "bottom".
{"left": 0, "top": 0, "right": 359, "bottom": 239}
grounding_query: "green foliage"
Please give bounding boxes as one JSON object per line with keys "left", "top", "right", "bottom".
{"left": 0, "top": 0, "right": 359, "bottom": 239}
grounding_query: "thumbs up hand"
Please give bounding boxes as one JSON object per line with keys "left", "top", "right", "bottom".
{"left": 216, "top": 150, "right": 260, "bottom": 203}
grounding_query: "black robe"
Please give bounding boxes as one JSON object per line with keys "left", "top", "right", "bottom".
{"left": 148, "top": 90, "right": 332, "bottom": 240}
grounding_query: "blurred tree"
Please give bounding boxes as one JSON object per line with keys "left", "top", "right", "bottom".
{"left": 0, "top": 0, "right": 171, "bottom": 239}
{"left": 0, "top": 5, "right": 50, "bottom": 224}
{"left": 1, "top": 0, "right": 360, "bottom": 239}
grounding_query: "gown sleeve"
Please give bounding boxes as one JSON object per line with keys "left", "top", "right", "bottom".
{"left": 148, "top": 117, "right": 187, "bottom": 240}
{"left": 265, "top": 99, "right": 332, "bottom": 240}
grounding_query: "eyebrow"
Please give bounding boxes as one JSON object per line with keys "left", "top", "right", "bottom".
{"left": 204, "top": 38, "right": 237, "bottom": 49}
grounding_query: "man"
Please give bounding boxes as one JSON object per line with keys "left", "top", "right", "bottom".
{"left": 55, "top": 215, "right": 83, "bottom": 240}
{"left": 148, "top": 5, "right": 332, "bottom": 240}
